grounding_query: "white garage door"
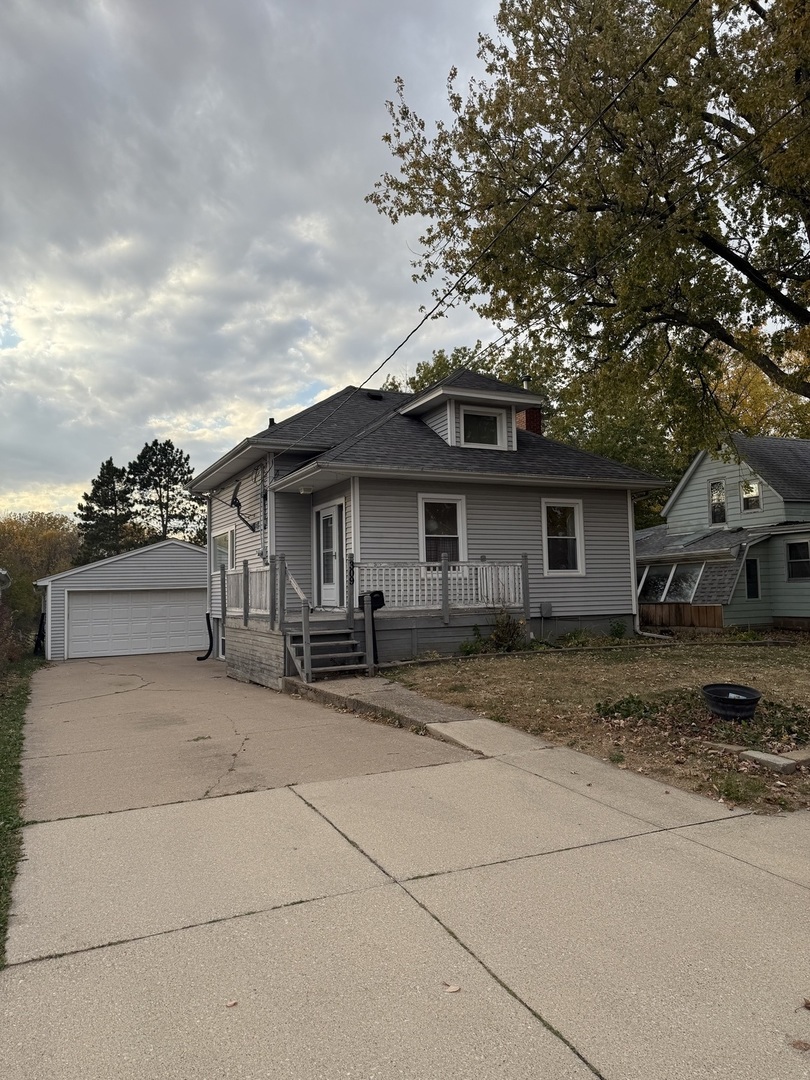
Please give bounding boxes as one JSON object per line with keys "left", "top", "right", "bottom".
{"left": 67, "top": 589, "right": 207, "bottom": 658}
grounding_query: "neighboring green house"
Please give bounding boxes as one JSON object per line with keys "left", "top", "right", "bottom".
{"left": 636, "top": 436, "right": 810, "bottom": 630}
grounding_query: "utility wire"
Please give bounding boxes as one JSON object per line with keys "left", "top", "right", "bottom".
{"left": 266, "top": 0, "right": 703, "bottom": 462}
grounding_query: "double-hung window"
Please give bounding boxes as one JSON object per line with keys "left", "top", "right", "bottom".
{"left": 709, "top": 480, "right": 726, "bottom": 524}
{"left": 419, "top": 496, "right": 467, "bottom": 563}
{"left": 212, "top": 530, "right": 234, "bottom": 572}
{"left": 542, "top": 500, "right": 584, "bottom": 575}
{"left": 787, "top": 541, "right": 810, "bottom": 581}
{"left": 740, "top": 480, "right": 762, "bottom": 513}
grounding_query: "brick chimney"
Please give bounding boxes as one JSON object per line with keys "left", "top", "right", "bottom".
{"left": 516, "top": 407, "right": 543, "bottom": 435}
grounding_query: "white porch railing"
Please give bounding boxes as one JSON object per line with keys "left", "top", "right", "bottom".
{"left": 354, "top": 560, "right": 525, "bottom": 610}
{"left": 225, "top": 554, "right": 530, "bottom": 622}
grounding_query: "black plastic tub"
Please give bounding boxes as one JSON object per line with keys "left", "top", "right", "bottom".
{"left": 701, "top": 683, "right": 762, "bottom": 721}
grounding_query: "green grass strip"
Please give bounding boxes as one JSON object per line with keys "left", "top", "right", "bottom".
{"left": 0, "top": 656, "right": 43, "bottom": 967}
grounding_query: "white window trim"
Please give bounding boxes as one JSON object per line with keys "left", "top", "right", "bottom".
{"left": 739, "top": 478, "right": 763, "bottom": 514}
{"left": 708, "top": 478, "right": 727, "bottom": 527}
{"left": 418, "top": 494, "right": 468, "bottom": 563}
{"left": 459, "top": 405, "right": 508, "bottom": 450}
{"left": 542, "top": 498, "right": 585, "bottom": 577}
{"left": 211, "top": 528, "right": 235, "bottom": 572}
{"left": 745, "top": 557, "right": 761, "bottom": 601}
{"left": 446, "top": 401, "right": 455, "bottom": 446}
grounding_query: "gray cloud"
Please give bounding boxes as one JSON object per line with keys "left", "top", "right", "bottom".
{"left": 0, "top": 0, "right": 500, "bottom": 513}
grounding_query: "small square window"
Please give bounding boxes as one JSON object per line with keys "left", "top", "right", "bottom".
{"left": 709, "top": 480, "right": 726, "bottom": 524}
{"left": 460, "top": 407, "right": 507, "bottom": 449}
{"left": 787, "top": 541, "right": 810, "bottom": 581}
{"left": 741, "top": 480, "right": 761, "bottom": 512}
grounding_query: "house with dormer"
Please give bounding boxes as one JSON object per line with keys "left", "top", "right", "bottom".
{"left": 636, "top": 435, "right": 810, "bottom": 630}
{"left": 190, "top": 369, "right": 664, "bottom": 686}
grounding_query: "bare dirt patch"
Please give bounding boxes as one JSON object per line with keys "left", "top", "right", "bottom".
{"left": 389, "top": 641, "right": 810, "bottom": 813}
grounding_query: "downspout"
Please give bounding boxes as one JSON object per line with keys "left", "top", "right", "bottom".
{"left": 197, "top": 495, "right": 215, "bottom": 661}
{"left": 628, "top": 490, "right": 671, "bottom": 641}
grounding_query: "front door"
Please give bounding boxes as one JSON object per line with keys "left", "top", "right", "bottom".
{"left": 317, "top": 504, "right": 342, "bottom": 607}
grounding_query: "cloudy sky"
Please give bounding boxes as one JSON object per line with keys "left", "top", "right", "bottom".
{"left": 1, "top": 0, "right": 500, "bottom": 516}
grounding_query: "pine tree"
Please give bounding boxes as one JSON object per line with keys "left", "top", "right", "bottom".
{"left": 76, "top": 459, "right": 142, "bottom": 564}
{"left": 127, "top": 439, "right": 205, "bottom": 542}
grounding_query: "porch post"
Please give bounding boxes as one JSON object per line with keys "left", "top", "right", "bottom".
{"left": 363, "top": 591, "right": 376, "bottom": 677}
{"left": 346, "top": 552, "right": 355, "bottom": 631}
{"left": 219, "top": 565, "right": 226, "bottom": 624}
{"left": 441, "top": 552, "right": 450, "bottom": 625}
{"left": 242, "top": 560, "right": 249, "bottom": 626}
{"left": 521, "top": 553, "right": 531, "bottom": 623}
{"left": 302, "top": 600, "right": 312, "bottom": 683}
{"left": 277, "top": 553, "right": 287, "bottom": 627}
{"left": 268, "top": 555, "right": 277, "bottom": 630}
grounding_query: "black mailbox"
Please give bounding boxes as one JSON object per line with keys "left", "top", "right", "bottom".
{"left": 358, "top": 590, "right": 385, "bottom": 611}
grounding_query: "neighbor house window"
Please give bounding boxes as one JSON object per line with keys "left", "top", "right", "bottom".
{"left": 741, "top": 480, "right": 762, "bottom": 512}
{"left": 787, "top": 541, "right": 810, "bottom": 580}
{"left": 709, "top": 480, "right": 726, "bottom": 524}
{"left": 419, "top": 496, "right": 467, "bottom": 563}
{"left": 542, "top": 500, "right": 584, "bottom": 574}
{"left": 638, "top": 562, "right": 704, "bottom": 603}
{"left": 212, "top": 530, "right": 234, "bottom": 571}
{"left": 745, "top": 558, "right": 760, "bottom": 600}
{"left": 460, "top": 407, "right": 507, "bottom": 449}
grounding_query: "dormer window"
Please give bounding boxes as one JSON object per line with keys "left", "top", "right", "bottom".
{"left": 741, "top": 479, "right": 762, "bottom": 512}
{"left": 460, "top": 406, "right": 507, "bottom": 449}
{"left": 709, "top": 480, "right": 726, "bottom": 524}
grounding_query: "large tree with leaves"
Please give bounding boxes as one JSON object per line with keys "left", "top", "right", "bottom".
{"left": 76, "top": 458, "right": 145, "bottom": 564}
{"left": 0, "top": 513, "right": 80, "bottom": 634}
{"left": 369, "top": 0, "right": 810, "bottom": 424}
{"left": 127, "top": 439, "right": 205, "bottom": 543}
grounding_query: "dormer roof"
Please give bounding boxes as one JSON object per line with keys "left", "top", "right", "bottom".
{"left": 399, "top": 369, "right": 546, "bottom": 416}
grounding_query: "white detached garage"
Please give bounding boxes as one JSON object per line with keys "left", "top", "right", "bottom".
{"left": 36, "top": 540, "right": 207, "bottom": 661}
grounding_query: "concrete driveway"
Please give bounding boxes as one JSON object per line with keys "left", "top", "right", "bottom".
{"left": 2, "top": 654, "right": 809, "bottom": 1079}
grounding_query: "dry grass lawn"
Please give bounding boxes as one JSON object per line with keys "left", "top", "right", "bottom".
{"left": 389, "top": 640, "right": 810, "bottom": 813}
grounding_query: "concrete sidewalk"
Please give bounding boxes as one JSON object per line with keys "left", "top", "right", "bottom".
{"left": 2, "top": 657, "right": 809, "bottom": 1079}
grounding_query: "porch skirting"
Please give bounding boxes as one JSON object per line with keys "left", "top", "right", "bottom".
{"left": 222, "top": 610, "right": 636, "bottom": 690}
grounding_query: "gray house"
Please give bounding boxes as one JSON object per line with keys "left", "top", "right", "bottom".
{"left": 636, "top": 436, "right": 810, "bottom": 630}
{"left": 190, "top": 369, "right": 664, "bottom": 686}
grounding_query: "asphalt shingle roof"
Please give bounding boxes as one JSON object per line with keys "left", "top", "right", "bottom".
{"left": 313, "top": 410, "right": 664, "bottom": 485}
{"left": 253, "top": 387, "right": 409, "bottom": 447}
{"left": 732, "top": 435, "right": 810, "bottom": 501}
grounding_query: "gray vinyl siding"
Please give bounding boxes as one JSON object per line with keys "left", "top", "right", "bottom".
{"left": 210, "top": 463, "right": 266, "bottom": 613}
{"left": 786, "top": 501, "right": 810, "bottom": 520}
{"left": 422, "top": 404, "right": 450, "bottom": 443}
{"left": 358, "top": 478, "right": 634, "bottom": 617}
{"left": 666, "top": 455, "right": 785, "bottom": 534}
{"left": 44, "top": 542, "right": 206, "bottom": 661}
{"left": 766, "top": 530, "right": 810, "bottom": 618}
{"left": 274, "top": 492, "right": 312, "bottom": 603}
{"left": 723, "top": 547, "right": 773, "bottom": 626}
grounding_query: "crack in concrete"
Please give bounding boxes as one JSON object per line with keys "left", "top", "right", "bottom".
{"left": 202, "top": 727, "right": 248, "bottom": 799}
{"left": 397, "top": 881, "right": 609, "bottom": 1080}
{"left": 3, "top": 881, "right": 394, "bottom": 970}
{"left": 37, "top": 677, "right": 154, "bottom": 708}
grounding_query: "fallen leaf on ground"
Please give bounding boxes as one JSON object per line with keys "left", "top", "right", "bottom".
{"left": 226, "top": 1000, "right": 238, "bottom": 1008}
{"left": 442, "top": 982, "right": 461, "bottom": 993}
{"left": 791, "top": 1040, "right": 810, "bottom": 1051}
